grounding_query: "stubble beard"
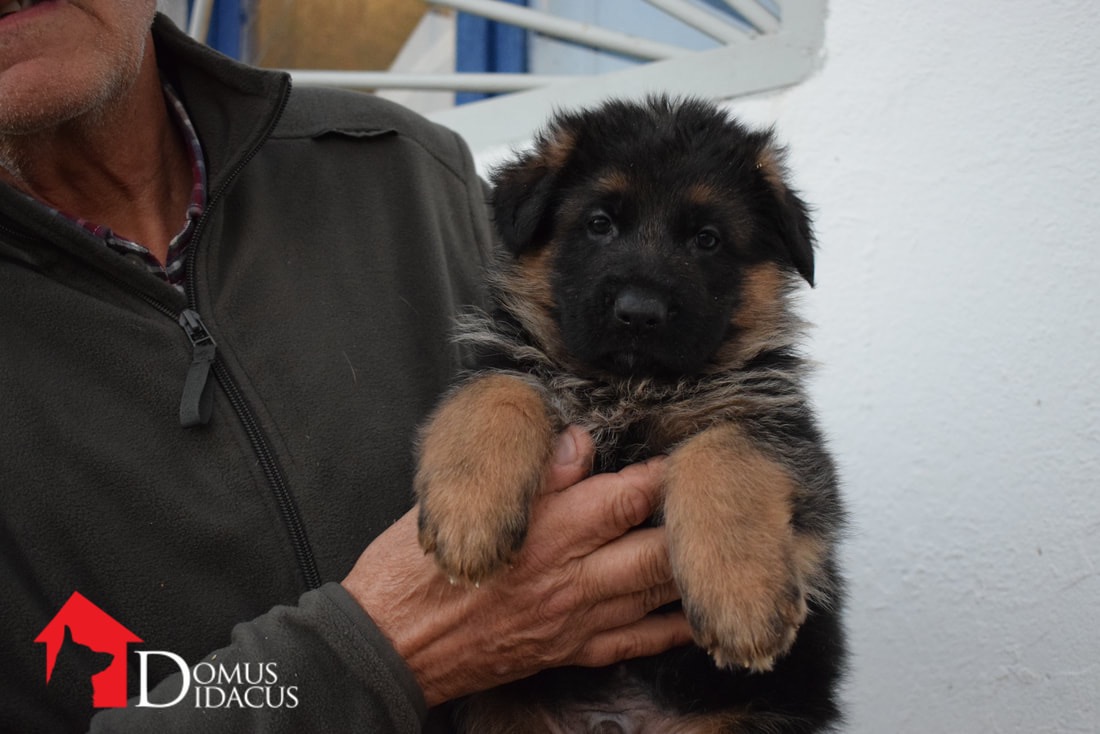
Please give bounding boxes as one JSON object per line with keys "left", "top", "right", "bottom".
{"left": 0, "top": 7, "right": 151, "bottom": 180}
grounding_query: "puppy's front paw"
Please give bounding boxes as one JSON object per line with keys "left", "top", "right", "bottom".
{"left": 414, "top": 374, "right": 557, "bottom": 584}
{"left": 664, "top": 423, "right": 823, "bottom": 672}
{"left": 678, "top": 553, "right": 807, "bottom": 672}
{"left": 416, "top": 470, "right": 531, "bottom": 584}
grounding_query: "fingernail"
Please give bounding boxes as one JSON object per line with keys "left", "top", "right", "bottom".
{"left": 552, "top": 429, "right": 578, "bottom": 466}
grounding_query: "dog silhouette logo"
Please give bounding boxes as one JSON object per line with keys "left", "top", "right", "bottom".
{"left": 35, "top": 592, "right": 143, "bottom": 708}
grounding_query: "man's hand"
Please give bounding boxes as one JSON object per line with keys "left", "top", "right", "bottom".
{"left": 341, "top": 426, "right": 691, "bottom": 706}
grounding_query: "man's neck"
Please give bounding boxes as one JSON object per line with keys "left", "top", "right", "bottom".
{"left": 0, "top": 36, "right": 190, "bottom": 265}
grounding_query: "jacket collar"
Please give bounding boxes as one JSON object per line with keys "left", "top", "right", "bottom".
{"left": 151, "top": 13, "right": 291, "bottom": 201}
{"left": 0, "top": 15, "right": 291, "bottom": 291}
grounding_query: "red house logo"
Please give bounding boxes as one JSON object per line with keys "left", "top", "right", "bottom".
{"left": 35, "top": 591, "right": 143, "bottom": 708}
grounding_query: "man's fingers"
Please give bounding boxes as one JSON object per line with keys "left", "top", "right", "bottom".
{"left": 577, "top": 527, "right": 673, "bottom": 600}
{"left": 540, "top": 426, "right": 595, "bottom": 495}
{"left": 573, "top": 611, "right": 693, "bottom": 669}
{"left": 580, "top": 580, "right": 681, "bottom": 641}
{"left": 598, "top": 581, "right": 682, "bottom": 623}
{"left": 539, "top": 457, "right": 667, "bottom": 554}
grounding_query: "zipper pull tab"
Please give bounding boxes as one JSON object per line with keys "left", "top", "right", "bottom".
{"left": 178, "top": 308, "right": 217, "bottom": 427}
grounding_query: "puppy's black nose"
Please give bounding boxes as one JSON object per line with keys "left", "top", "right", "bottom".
{"left": 613, "top": 288, "right": 669, "bottom": 330}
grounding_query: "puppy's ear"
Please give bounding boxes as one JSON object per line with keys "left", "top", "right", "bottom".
{"left": 754, "top": 141, "right": 816, "bottom": 286}
{"left": 490, "top": 157, "right": 558, "bottom": 255}
{"left": 490, "top": 122, "right": 578, "bottom": 255}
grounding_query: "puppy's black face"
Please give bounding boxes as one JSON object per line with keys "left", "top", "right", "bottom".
{"left": 551, "top": 167, "right": 752, "bottom": 376}
{"left": 491, "top": 97, "right": 815, "bottom": 379}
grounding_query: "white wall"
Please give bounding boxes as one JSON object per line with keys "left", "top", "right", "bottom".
{"left": 472, "top": 1, "right": 1100, "bottom": 730}
{"left": 723, "top": 1, "right": 1100, "bottom": 731}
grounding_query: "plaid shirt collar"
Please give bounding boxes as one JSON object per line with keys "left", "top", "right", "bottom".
{"left": 29, "top": 80, "right": 207, "bottom": 294}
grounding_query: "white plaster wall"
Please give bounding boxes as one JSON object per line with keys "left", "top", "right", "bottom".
{"left": 471, "top": 1, "right": 1099, "bottom": 730}
{"left": 722, "top": 1, "right": 1100, "bottom": 731}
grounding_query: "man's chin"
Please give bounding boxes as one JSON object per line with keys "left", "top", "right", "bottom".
{"left": 0, "top": 13, "right": 151, "bottom": 139}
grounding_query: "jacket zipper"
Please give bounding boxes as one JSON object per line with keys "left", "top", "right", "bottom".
{"left": 178, "top": 308, "right": 217, "bottom": 427}
{"left": 2, "top": 78, "right": 322, "bottom": 591}
{"left": 95, "top": 283, "right": 322, "bottom": 592}
{"left": 181, "top": 78, "right": 321, "bottom": 591}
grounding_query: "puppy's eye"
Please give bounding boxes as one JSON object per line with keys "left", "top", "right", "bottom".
{"left": 587, "top": 215, "right": 613, "bottom": 236}
{"left": 693, "top": 229, "right": 720, "bottom": 251}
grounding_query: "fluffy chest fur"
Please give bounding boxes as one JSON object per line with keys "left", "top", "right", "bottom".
{"left": 453, "top": 309, "right": 812, "bottom": 470}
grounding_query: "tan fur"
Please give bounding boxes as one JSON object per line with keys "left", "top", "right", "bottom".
{"left": 541, "top": 126, "right": 578, "bottom": 171}
{"left": 494, "top": 243, "right": 580, "bottom": 372}
{"left": 664, "top": 422, "right": 823, "bottom": 671}
{"left": 685, "top": 181, "right": 723, "bottom": 208}
{"left": 755, "top": 146, "right": 788, "bottom": 194}
{"left": 498, "top": 245, "right": 556, "bottom": 321}
{"left": 712, "top": 262, "right": 792, "bottom": 367}
{"left": 456, "top": 691, "right": 559, "bottom": 734}
{"left": 416, "top": 373, "right": 557, "bottom": 582}
{"left": 595, "top": 169, "right": 630, "bottom": 194}
{"left": 731, "top": 264, "right": 785, "bottom": 334}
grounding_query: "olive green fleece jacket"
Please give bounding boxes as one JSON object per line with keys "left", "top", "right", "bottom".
{"left": 0, "top": 14, "right": 491, "bottom": 733}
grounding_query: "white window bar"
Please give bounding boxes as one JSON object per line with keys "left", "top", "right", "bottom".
{"left": 718, "top": 0, "right": 780, "bottom": 35}
{"left": 186, "top": 0, "right": 214, "bottom": 41}
{"left": 426, "top": 0, "right": 692, "bottom": 61}
{"left": 286, "top": 71, "right": 577, "bottom": 92}
{"left": 640, "top": 0, "right": 752, "bottom": 44}
{"left": 430, "top": 0, "right": 825, "bottom": 151}
{"left": 183, "top": 0, "right": 825, "bottom": 153}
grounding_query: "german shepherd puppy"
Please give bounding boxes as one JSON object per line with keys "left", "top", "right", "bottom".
{"left": 416, "top": 97, "right": 846, "bottom": 733}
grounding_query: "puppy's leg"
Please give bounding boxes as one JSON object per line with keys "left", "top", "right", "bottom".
{"left": 416, "top": 373, "right": 558, "bottom": 583}
{"left": 664, "top": 422, "right": 826, "bottom": 672}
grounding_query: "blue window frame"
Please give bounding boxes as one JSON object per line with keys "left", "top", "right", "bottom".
{"left": 189, "top": 0, "right": 244, "bottom": 59}
{"left": 455, "top": 0, "right": 530, "bottom": 105}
